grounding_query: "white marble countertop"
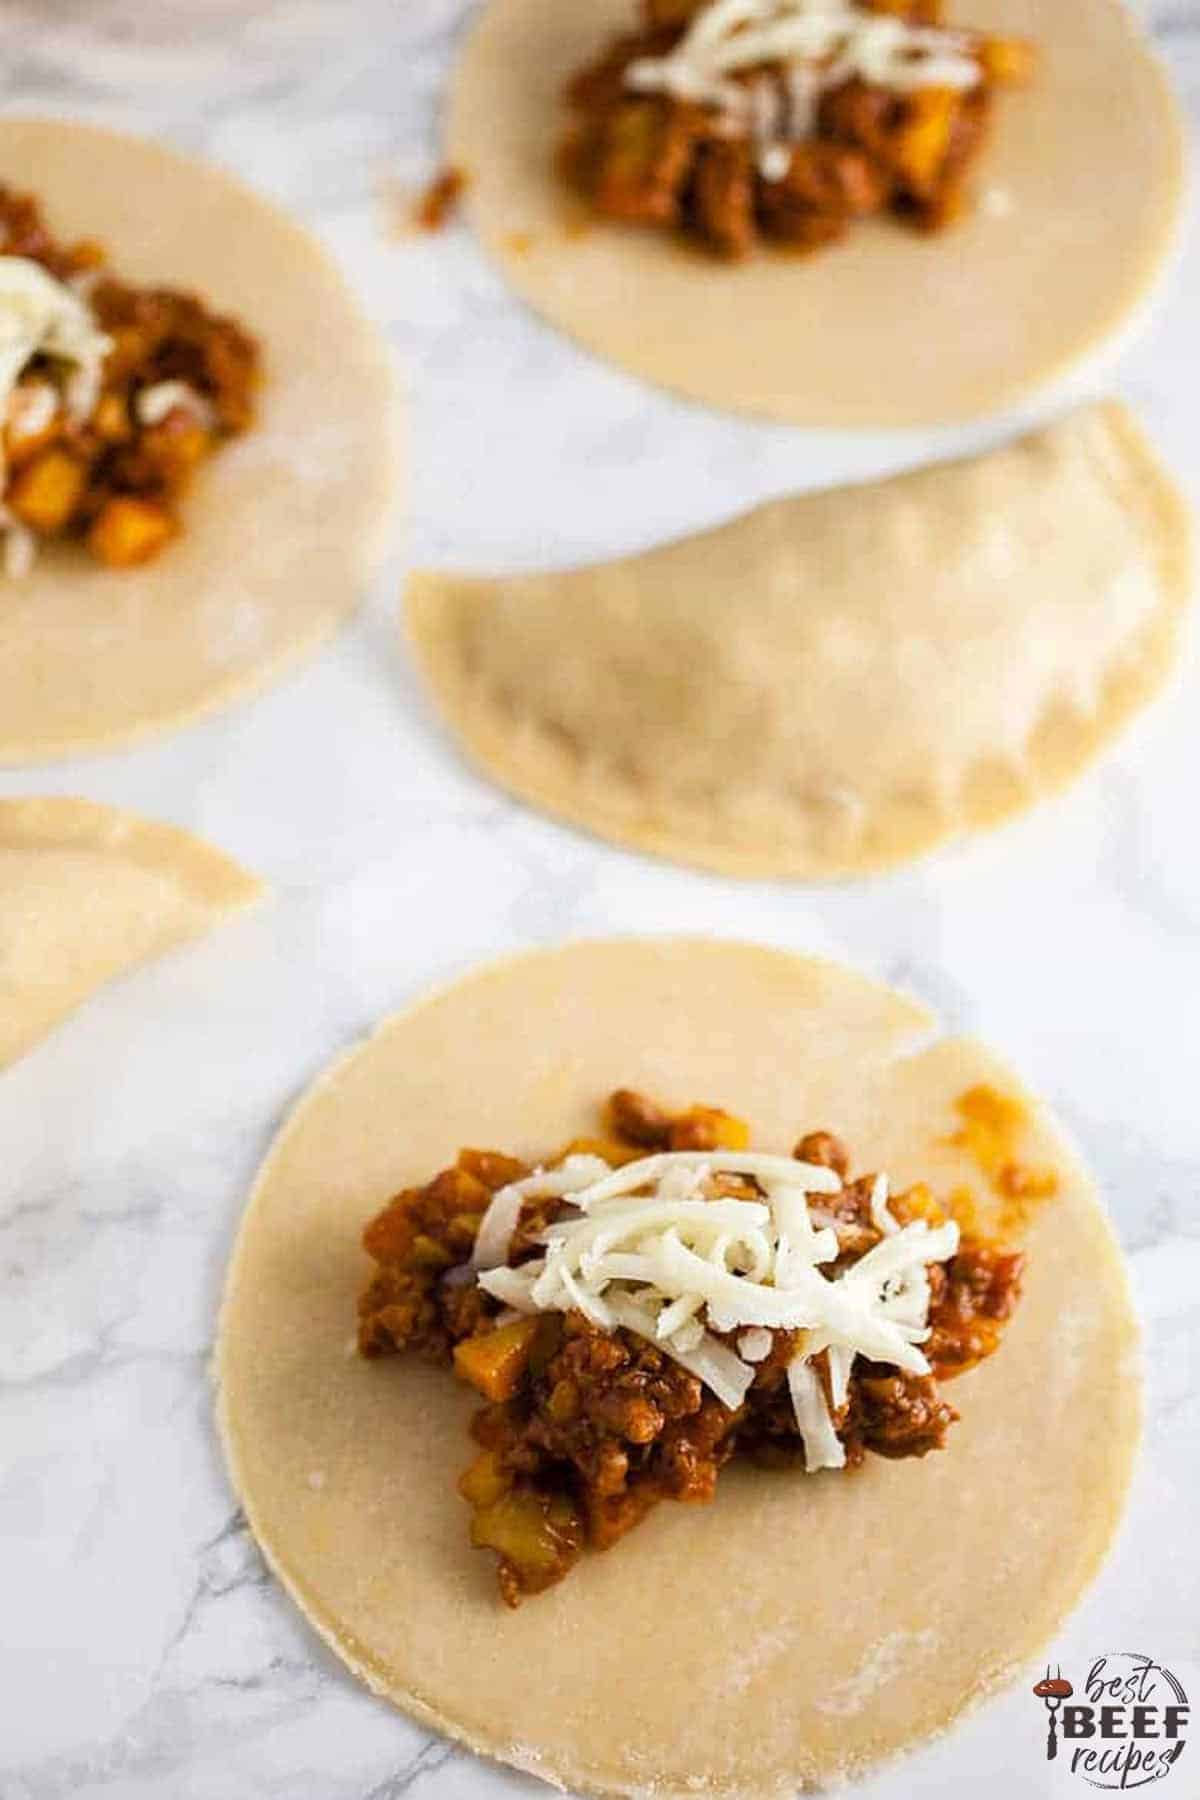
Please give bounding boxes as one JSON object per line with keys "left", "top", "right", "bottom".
{"left": 1, "top": 4, "right": 1198, "bottom": 1796}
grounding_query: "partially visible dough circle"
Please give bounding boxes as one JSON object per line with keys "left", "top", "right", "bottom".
{"left": 0, "top": 796, "right": 263, "bottom": 1068}
{"left": 0, "top": 119, "right": 399, "bottom": 763}
{"left": 217, "top": 939, "right": 1139, "bottom": 1798}
{"left": 448, "top": 0, "right": 1187, "bottom": 427}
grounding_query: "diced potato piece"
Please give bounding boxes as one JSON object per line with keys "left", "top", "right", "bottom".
{"left": 866, "top": 0, "right": 942, "bottom": 17}
{"left": 977, "top": 35, "right": 1035, "bottom": 84}
{"left": 429, "top": 1165, "right": 492, "bottom": 1214}
{"left": 546, "top": 1378, "right": 581, "bottom": 1424}
{"left": 93, "top": 392, "right": 132, "bottom": 443}
{"left": 139, "top": 415, "right": 211, "bottom": 487}
{"left": 70, "top": 239, "right": 106, "bottom": 275}
{"left": 890, "top": 1180, "right": 948, "bottom": 1228}
{"left": 458, "top": 1448, "right": 511, "bottom": 1508}
{"left": 87, "top": 496, "right": 175, "bottom": 567}
{"left": 7, "top": 448, "right": 87, "bottom": 533}
{"left": 469, "top": 1486, "right": 584, "bottom": 1599}
{"left": 361, "top": 1190, "right": 418, "bottom": 1262}
{"left": 457, "top": 1148, "right": 527, "bottom": 1189}
{"left": 556, "top": 1135, "right": 642, "bottom": 1167}
{"left": 409, "top": 1233, "right": 454, "bottom": 1270}
{"left": 446, "top": 1212, "right": 484, "bottom": 1255}
{"left": 453, "top": 1317, "right": 540, "bottom": 1402}
{"left": 668, "top": 1105, "right": 750, "bottom": 1151}
{"left": 891, "top": 88, "right": 960, "bottom": 195}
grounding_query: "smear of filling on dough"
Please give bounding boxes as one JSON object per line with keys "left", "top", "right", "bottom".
{"left": 413, "top": 166, "right": 468, "bottom": 232}
{"left": 0, "top": 184, "right": 260, "bottom": 577}
{"left": 560, "top": 0, "right": 1033, "bottom": 259}
{"left": 359, "top": 1087, "right": 1029, "bottom": 1606}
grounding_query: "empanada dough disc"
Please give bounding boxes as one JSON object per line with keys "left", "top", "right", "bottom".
{"left": 448, "top": 0, "right": 1186, "bottom": 426}
{"left": 217, "top": 939, "right": 1139, "bottom": 1798}
{"left": 407, "top": 404, "right": 1192, "bottom": 881}
{"left": 0, "top": 797, "right": 262, "bottom": 1068}
{"left": 0, "top": 119, "right": 398, "bottom": 764}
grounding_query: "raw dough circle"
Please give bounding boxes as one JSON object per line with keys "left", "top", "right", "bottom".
{"left": 218, "top": 939, "right": 1139, "bottom": 1797}
{"left": 0, "top": 119, "right": 399, "bottom": 763}
{"left": 448, "top": 0, "right": 1187, "bottom": 426}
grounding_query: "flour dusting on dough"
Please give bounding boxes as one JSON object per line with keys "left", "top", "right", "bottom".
{"left": 203, "top": 595, "right": 269, "bottom": 666}
{"left": 818, "top": 1628, "right": 938, "bottom": 1716}
{"left": 728, "top": 1627, "right": 799, "bottom": 1694}
{"left": 242, "top": 416, "right": 360, "bottom": 487}
{"left": 1049, "top": 1298, "right": 1100, "bottom": 1394}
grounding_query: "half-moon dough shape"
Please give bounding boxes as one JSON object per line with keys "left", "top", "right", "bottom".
{"left": 448, "top": 0, "right": 1187, "bottom": 427}
{"left": 0, "top": 796, "right": 263, "bottom": 1069}
{"left": 407, "top": 403, "right": 1192, "bottom": 880}
{"left": 0, "top": 119, "right": 398, "bottom": 764}
{"left": 217, "top": 938, "right": 1139, "bottom": 1797}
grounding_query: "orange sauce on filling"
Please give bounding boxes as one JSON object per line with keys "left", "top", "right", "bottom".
{"left": 948, "top": 1084, "right": 1058, "bottom": 1233}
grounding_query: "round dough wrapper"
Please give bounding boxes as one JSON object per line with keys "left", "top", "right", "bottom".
{"left": 0, "top": 796, "right": 262, "bottom": 1069}
{"left": 448, "top": 0, "right": 1187, "bottom": 427}
{"left": 0, "top": 120, "right": 399, "bottom": 764}
{"left": 217, "top": 939, "right": 1139, "bottom": 1798}
{"left": 406, "top": 404, "right": 1193, "bottom": 881}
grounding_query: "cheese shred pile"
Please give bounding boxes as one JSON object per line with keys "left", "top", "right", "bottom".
{"left": 624, "top": 0, "right": 982, "bottom": 179}
{"left": 472, "top": 1148, "right": 958, "bottom": 1471}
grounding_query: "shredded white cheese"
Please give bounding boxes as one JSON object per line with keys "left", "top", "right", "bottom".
{"left": 471, "top": 1153, "right": 613, "bottom": 1270}
{"left": 0, "top": 257, "right": 111, "bottom": 428}
{"left": 738, "top": 1326, "right": 774, "bottom": 1362}
{"left": 136, "top": 379, "right": 215, "bottom": 430}
{"left": 787, "top": 1355, "right": 846, "bottom": 1470}
{"left": 869, "top": 1171, "right": 898, "bottom": 1235}
{"left": 625, "top": 0, "right": 981, "bottom": 179}
{"left": 472, "top": 1147, "right": 958, "bottom": 1473}
{"left": 6, "top": 378, "right": 58, "bottom": 444}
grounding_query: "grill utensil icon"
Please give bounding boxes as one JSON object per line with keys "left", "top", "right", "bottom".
{"left": 1032, "top": 1667, "right": 1074, "bottom": 1760}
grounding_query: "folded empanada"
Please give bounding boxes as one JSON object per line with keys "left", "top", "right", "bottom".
{"left": 408, "top": 405, "right": 1191, "bottom": 879}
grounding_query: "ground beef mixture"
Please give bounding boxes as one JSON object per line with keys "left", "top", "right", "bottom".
{"left": 561, "top": 0, "right": 1033, "bottom": 259}
{"left": 359, "top": 1091, "right": 1024, "bottom": 1606}
{"left": 1, "top": 185, "right": 260, "bottom": 568}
